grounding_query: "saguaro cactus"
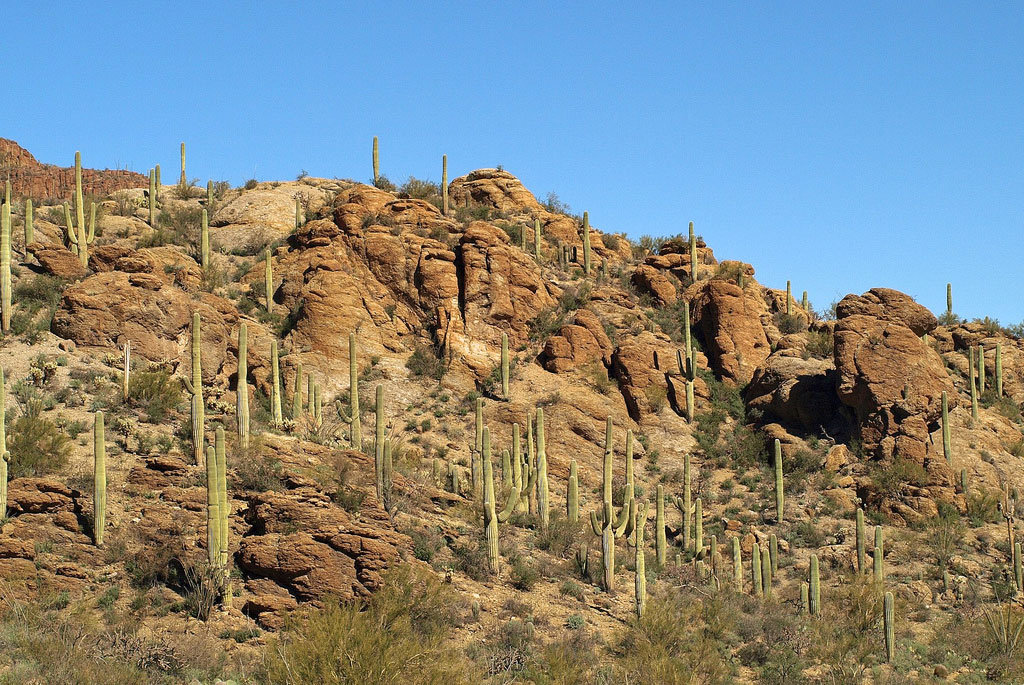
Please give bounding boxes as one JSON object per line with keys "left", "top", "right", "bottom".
{"left": 183, "top": 313, "right": 205, "bottom": 467}
{"left": 534, "top": 218, "right": 541, "bottom": 260}
{"left": 732, "top": 536, "right": 742, "bottom": 590}
{"left": 372, "top": 136, "right": 380, "bottom": 183}
{"left": 761, "top": 546, "right": 772, "bottom": 598}
{"left": 567, "top": 459, "right": 579, "bottom": 523}
{"left": 271, "top": 340, "right": 282, "bottom": 425}
{"left": 969, "top": 347, "right": 979, "bottom": 424}
{"left": 634, "top": 500, "right": 649, "bottom": 617}
{"left": 769, "top": 533, "right": 778, "bottom": 575}
{"left": 786, "top": 281, "right": 793, "bottom": 315}
{"left": 123, "top": 341, "right": 131, "bottom": 399}
{"left": 201, "top": 209, "right": 210, "bottom": 270}
{"left": 773, "top": 438, "right": 784, "bottom": 522}
{"left": 1015, "top": 541, "right": 1022, "bottom": 592}
{"left": 180, "top": 142, "right": 187, "bottom": 186}
{"left": 946, "top": 282, "right": 953, "bottom": 318}
{"left": 482, "top": 427, "right": 519, "bottom": 573}
{"left": 148, "top": 169, "right": 156, "bottom": 226}
{"left": 94, "top": 412, "right": 106, "bottom": 547}
{"left": 442, "top": 155, "right": 449, "bottom": 216}
{"left": 941, "top": 391, "right": 951, "bottom": 465}
{"left": 655, "top": 484, "right": 666, "bottom": 566}
{"left": 155, "top": 164, "right": 162, "bottom": 201}
{"left": 236, "top": 323, "right": 249, "bottom": 448}
{"left": 883, "top": 591, "right": 895, "bottom": 662}
{"left": 536, "top": 407, "right": 550, "bottom": 531}
{"left": 0, "top": 368, "right": 6, "bottom": 518}
{"left": 856, "top": 508, "right": 866, "bottom": 573}
{"left": 752, "top": 544, "right": 762, "bottom": 596}
{"left": 349, "top": 333, "right": 361, "bottom": 448}
{"left": 675, "top": 452, "right": 693, "bottom": 550}
{"left": 375, "top": 385, "right": 385, "bottom": 499}
{"left": 24, "top": 198, "right": 33, "bottom": 246}
{"left": 207, "top": 180, "right": 214, "bottom": 208}
{"left": 215, "top": 427, "right": 228, "bottom": 569}
{"left": 291, "top": 363, "right": 303, "bottom": 420}
{"left": 501, "top": 332, "right": 510, "bottom": 399}
{"left": 978, "top": 344, "right": 986, "bottom": 392}
{"left": 581, "top": 212, "right": 591, "bottom": 276}
{"left": 295, "top": 197, "right": 303, "bottom": 229}
{"left": 264, "top": 251, "right": 273, "bottom": 313}
{"left": 995, "top": 341, "right": 1003, "bottom": 395}
{"left": 809, "top": 554, "right": 821, "bottom": 616}
{"left": 873, "top": 525, "right": 884, "bottom": 584}
{"left": 1, "top": 202, "right": 10, "bottom": 334}
{"left": 205, "top": 443, "right": 220, "bottom": 566}
{"left": 694, "top": 497, "right": 704, "bottom": 554}
{"left": 688, "top": 222, "right": 698, "bottom": 284}
{"left": 800, "top": 583, "right": 809, "bottom": 614}
{"left": 590, "top": 418, "right": 635, "bottom": 592}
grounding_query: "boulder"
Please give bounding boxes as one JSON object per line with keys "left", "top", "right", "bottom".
{"left": 689, "top": 279, "right": 771, "bottom": 384}
{"left": 448, "top": 169, "right": 543, "bottom": 214}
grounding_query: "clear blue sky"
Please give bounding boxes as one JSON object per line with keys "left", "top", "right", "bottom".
{"left": 5, "top": 2, "right": 1023, "bottom": 324}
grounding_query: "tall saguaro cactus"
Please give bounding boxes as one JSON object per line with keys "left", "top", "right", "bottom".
{"left": 501, "top": 332, "right": 510, "bottom": 399}
{"left": 946, "top": 283, "right": 953, "bottom": 319}
{"left": 809, "top": 554, "right": 821, "bottom": 616}
{"left": 205, "top": 443, "right": 220, "bottom": 567}
{"left": 873, "top": 525, "right": 884, "bottom": 584}
{"left": 534, "top": 218, "right": 542, "bottom": 260}
{"left": 291, "top": 363, "right": 303, "bottom": 420}
{"left": 24, "top": 199, "right": 33, "bottom": 246}
{"left": 148, "top": 169, "right": 156, "bottom": 227}
{"left": 481, "top": 426, "right": 520, "bottom": 574}
{"left": 1, "top": 202, "right": 10, "bottom": 334}
{"left": 675, "top": 452, "right": 692, "bottom": 550}
{"left": 996, "top": 343, "right": 1003, "bottom": 397}
{"left": 180, "top": 142, "right": 187, "bottom": 186}
{"left": 688, "top": 221, "right": 697, "bottom": 284}
{"left": 773, "top": 438, "right": 784, "bottom": 522}
{"left": 581, "top": 212, "right": 591, "bottom": 276}
{"left": 375, "top": 385, "right": 385, "bottom": 499}
{"left": 856, "top": 508, "right": 866, "bottom": 573}
{"left": 264, "top": 251, "right": 274, "bottom": 313}
{"left": 63, "top": 153, "right": 96, "bottom": 266}
{"left": 634, "top": 500, "right": 649, "bottom": 617}
{"left": 93, "top": 412, "right": 106, "bottom": 547}
{"left": 732, "top": 537, "right": 742, "bottom": 590}
{"left": 567, "top": 459, "right": 579, "bottom": 523}
{"left": 590, "top": 417, "right": 635, "bottom": 593}
{"left": 0, "top": 368, "right": 7, "bottom": 518}
{"left": 372, "top": 136, "right": 380, "bottom": 184}
{"left": 655, "top": 484, "right": 666, "bottom": 566}
{"left": 941, "top": 391, "right": 951, "bottom": 465}
{"left": 442, "top": 155, "right": 449, "bottom": 215}
{"left": 236, "top": 323, "right": 250, "bottom": 448}
{"left": 201, "top": 209, "right": 210, "bottom": 270}
{"left": 883, "top": 591, "right": 895, "bottom": 662}
{"left": 349, "top": 332, "right": 361, "bottom": 448}
{"left": 183, "top": 313, "right": 205, "bottom": 467}
{"left": 536, "top": 407, "right": 549, "bottom": 531}
{"left": 270, "top": 340, "right": 282, "bottom": 425}
{"left": 969, "top": 347, "right": 979, "bottom": 424}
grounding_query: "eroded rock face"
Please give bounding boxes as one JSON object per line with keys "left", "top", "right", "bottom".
{"left": 237, "top": 474, "right": 408, "bottom": 627}
{"left": 448, "top": 169, "right": 543, "bottom": 214}
{"left": 52, "top": 271, "right": 235, "bottom": 377}
{"left": 27, "top": 242, "right": 87, "bottom": 280}
{"left": 745, "top": 351, "right": 849, "bottom": 437}
{"left": 539, "top": 309, "right": 613, "bottom": 373}
{"left": 631, "top": 264, "right": 677, "bottom": 306}
{"left": 833, "top": 289, "right": 955, "bottom": 464}
{"left": 0, "top": 138, "right": 146, "bottom": 200}
{"left": 689, "top": 280, "right": 771, "bottom": 385}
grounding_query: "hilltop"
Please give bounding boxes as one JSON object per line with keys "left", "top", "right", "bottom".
{"left": 0, "top": 141, "right": 1022, "bottom": 683}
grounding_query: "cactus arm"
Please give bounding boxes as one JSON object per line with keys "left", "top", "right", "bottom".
{"left": 497, "top": 486, "right": 520, "bottom": 523}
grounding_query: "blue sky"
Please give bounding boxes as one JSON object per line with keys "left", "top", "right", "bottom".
{"left": 4, "top": 2, "right": 1023, "bottom": 324}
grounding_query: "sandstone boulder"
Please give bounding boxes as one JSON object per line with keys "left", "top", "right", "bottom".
{"left": 448, "top": 169, "right": 543, "bottom": 214}
{"left": 689, "top": 279, "right": 771, "bottom": 384}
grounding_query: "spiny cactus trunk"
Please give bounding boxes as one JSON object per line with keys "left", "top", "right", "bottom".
{"left": 375, "top": 385, "right": 385, "bottom": 500}
{"left": 683, "top": 453, "right": 692, "bottom": 550}
{"left": 873, "top": 525, "right": 884, "bottom": 584}
{"left": 534, "top": 218, "right": 541, "bottom": 260}
{"left": 856, "top": 508, "right": 866, "bottom": 573}
{"left": 774, "top": 438, "right": 784, "bottom": 522}
{"left": 761, "top": 545, "right": 772, "bottom": 598}
{"left": 93, "top": 412, "right": 106, "bottom": 547}
{"left": 442, "top": 155, "right": 449, "bottom": 216}
{"left": 536, "top": 407, "right": 549, "bottom": 531}
{"left": 634, "top": 501, "right": 647, "bottom": 618}
{"left": 123, "top": 341, "right": 131, "bottom": 399}
{"left": 350, "top": 333, "right": 361, "bottom": 449}
{"left": 148, "top": 169, "right": 156, "bottom": 226}
{"left": 372, "top": 136, "right": 379, "bottom": 183}
{"left": 567, "top": 459, "right": 578, "bottom": 523}
{"left": 941, "top": 391, "right": 951, "bottom": 465}
{"left": 291, "top": 363, "right": 303, "bottom": 420}
{"left": 688, "top": 221, "right": 697, "bottom": 284}
{"left": 501, "top": 332, "right": 510, "bottom": 399}
{"left": 180, "top": 142, "right": 187, "bottom": 186}
{"left": 1, "top": 202, "right": 10, "bottom": 334}
{"left": 24, "top": 199, "right": 33, "bottom": 246}
{"left": 205, "top": 444, "right": 220, "bottom": 567}
{"left": 996, "top": 343, "right": 1003, "bottom": 397}
{"left": 655, "top": 484, "right": 666, "bottom": 566}
{"left": 271, "top": 340, "right": 283, "bottom": 425}
{"left": 732, "top": 536, "right": 742, "bottom": 590}
{"left": 969, "top": 347, "right": 979, "bottom": 424}
{"left": 694, "top": 497, "right": 703, "bottom": 555}
{"left": 769, "top": 533, "right": 778, "bottom": 575}
{"left": 188, "top": 313, "right": 205, "bottom": 467}
{"left": 582, "top": 211, "right": 591, "bottom": 276}
{"left": 752, "top": 544, "right": 762, "bottom": 596}
{"left": 236, "top": 323, "right": 249, "bottom": 448}
{"left": 883, "top": 591, "right": 894, "bottom": 662}
{"left": 264, "top": 251, "right": 273, "bottom": 313}
{"left": 809, "top": 554, "right": 821, "bottom": 615}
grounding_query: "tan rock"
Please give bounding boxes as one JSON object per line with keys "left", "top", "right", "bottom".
{"left": 689, "top": 279, "right": 771, "bottom": 384}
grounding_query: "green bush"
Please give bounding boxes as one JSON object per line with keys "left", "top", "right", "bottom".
{"left": 7, "top": 400, "right": 72, "bottom": 478}
{"left": 509, "top": 559, "right": 540, "bottom": 591}
{"left": 262, "top": 565, "right": 475, "bottom": 684}
{"left": 128, "top": 367, "right": 183, "bottom": 423}
{"left": 406, "top": 344, "right": 446, "bottom": 380}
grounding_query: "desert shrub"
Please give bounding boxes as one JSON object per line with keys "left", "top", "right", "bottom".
{"left": 127, "top": 367, "right": 183, "bottom": 423}
{"left": 451, "top": 538, "right": 490, "bottom": 582}
{"left": 10, "top": 274, "right": 66, "bottom": 336}
{"left": 7, "top": 400, "right": 72, "bottom": 478}
{"left": 613, "top": 588, "right": 732, "bottom": 683}
{"left": 535, "top": 516, "right": 584, "bottom": 557}
{"left": 927, "top": 503, "right": 964, "bottom": 569}
{"left": 869, "top": 457, "right": 929, "bottom": 502}
{"left": 774, "top": 311, "right": 806, "bottom": 335}
{"left": 804, "top": 329, "right": 834, "bottom": 359}
{"left": 808, "top": 574, "right": 885, "bottom": 681}
{"left": 262, "top": 565, "right": 474, "bottom": 684}
{"left": 509, "top": 558, "right": 540, "bottom": 591}
{"left": 398, "top": 177, "right": 440, "bottom": 202}
{"left": 139, "top": 205, "right": 204, "bottom": 258}
{"left": 542, "top": 192, "right": 571, "bottom": 215}
{"left": 714, "top": 261, "right": 745, "bottom": 283}
{"left": 231, "top": 449, "right": 285, "bottom": 492}
{"left": 968, "top": 489, "right": 1001, "bottom": 527}
{"left": 645, "top": 384, "right": 668, "bottom": 413}
{"left": 242, "top": 179, "right": 258, "bottom": 190}
{"left": 406, "top": 344, "right": 446, "bottom": 380}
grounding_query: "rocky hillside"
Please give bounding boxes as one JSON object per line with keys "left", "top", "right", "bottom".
{"left": 0, "top": 141, "right": 1023, "bottom": 683}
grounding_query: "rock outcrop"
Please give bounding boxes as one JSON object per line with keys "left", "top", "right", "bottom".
{"left": 689, "top": 280, "right": 771, "bottom": 385}
{"left": 0, "top": 138, "right": 146, "bottom": 201}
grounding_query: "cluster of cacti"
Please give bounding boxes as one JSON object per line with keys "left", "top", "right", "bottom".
{"left": 581, "top": 212, "right": 591, "bottom": 276}
{"left": 774, "top": 438, "right": 784, "bottom": 522}
{"left": 94, "top": 411, "right": 106, "bottom": 547}
{"left": 182, "top": 313, "right": 205, "bottom": 467}
{"left": 237, "top": 323, "right": 250, "bottom": 448}
{"left": 1, "top": 200, "right": 10, "bottom": 334}
{"left": 62, "top": 153, "right": 96, "bottom": 266}
{"left": 501, "top": 332, "right": 510, "bottom": 399}
{"left": 372, "top": 136, "right": 380, "bottom": 183}
{"left": 590, "top": 418, "right": 636, "bottom": 592}
{"left": 482, "top": 427, "right": 520, "bottom": 573}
